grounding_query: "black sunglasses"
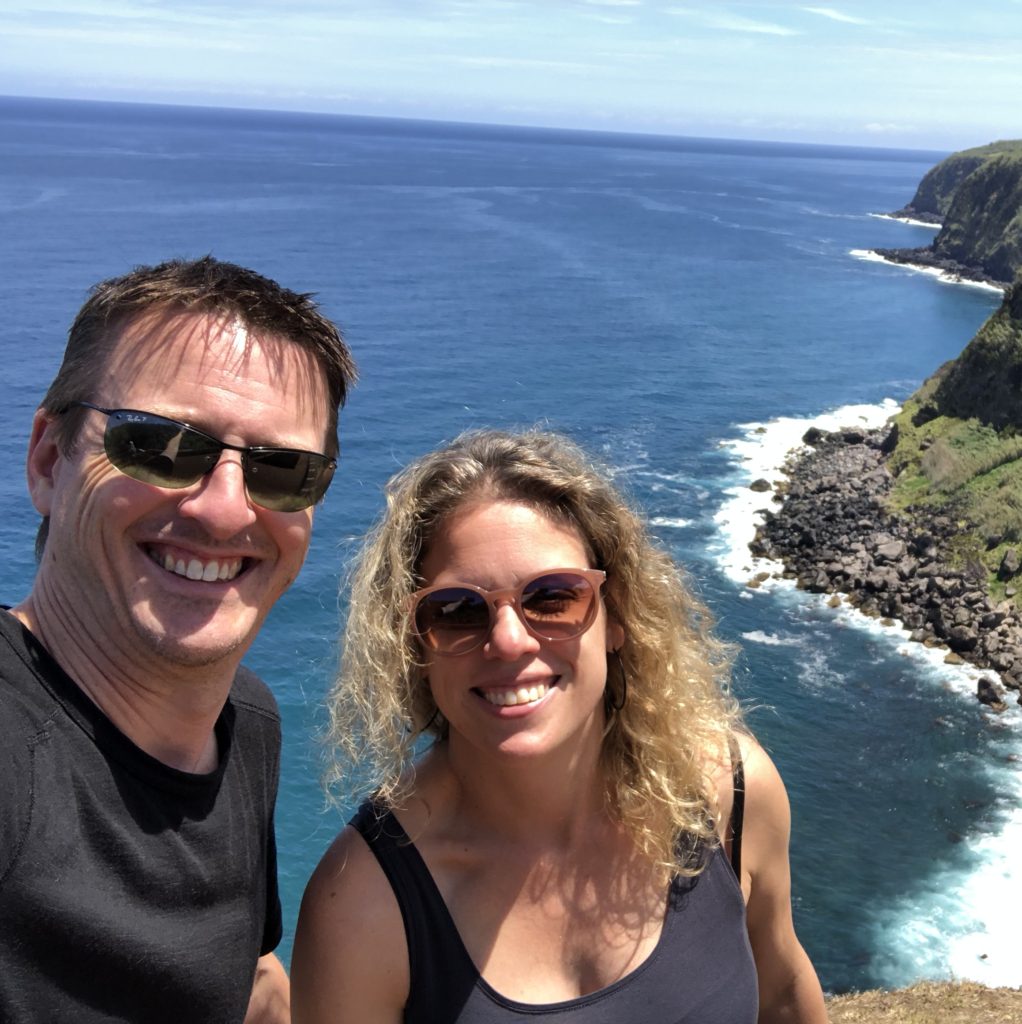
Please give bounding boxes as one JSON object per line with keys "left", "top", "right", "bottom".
{"left": 68, "top": 402, "right": 336, "bottom": 512}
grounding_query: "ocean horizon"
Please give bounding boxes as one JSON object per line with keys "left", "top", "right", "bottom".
{"left": 1, "top": 94, "right": 1017, "bottom": 994}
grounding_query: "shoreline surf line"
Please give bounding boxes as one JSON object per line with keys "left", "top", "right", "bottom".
{"left": 712, "top": 399, "right": 1021, "bottom": 715}
{"left": 713, "top": 402, "right": 1022, "bottom": 988}
{"left": 868, "top": 212, "right": 941, "bottom": 230}
{"left": 849, "top": 249, "right": 1006, "bottom": 294}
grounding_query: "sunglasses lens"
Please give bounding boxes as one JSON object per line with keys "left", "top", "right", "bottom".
{"left": 99, "top": 410, "right": 334, "bottom": 511}
{"left": 103, "top": 412, "right": 216, "bottom": 488}
{"left": 520, "top": 572, "right": 597, "bottom": 639}
{"left": 244, "top": 450, "right": 335, "bottom": 512}
{"left": 414, "top": 588, "right": 491, "bottom": 654}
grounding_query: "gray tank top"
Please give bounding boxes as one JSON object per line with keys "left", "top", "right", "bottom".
{"left": 351, "top": 790, "right": 758, "bottom": 1024}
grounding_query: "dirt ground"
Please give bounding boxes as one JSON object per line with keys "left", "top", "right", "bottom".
{"left": 826, "top": 981, "right": 1022, "bottom": 1023}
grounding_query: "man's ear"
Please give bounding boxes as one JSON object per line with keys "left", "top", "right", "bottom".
{"left": 26, "top": 410, "right": 63, "bottom": 516}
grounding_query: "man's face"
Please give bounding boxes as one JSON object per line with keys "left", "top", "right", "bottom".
{"left": 29, "top": 311, "right": 331, "bottom": 671}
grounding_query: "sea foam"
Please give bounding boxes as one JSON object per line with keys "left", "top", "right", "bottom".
{"left": 850, "top": 249, "right": 1006, "bottom": 294}
{"left": 715, "top": 402, "right": 1022, "bottom": 989}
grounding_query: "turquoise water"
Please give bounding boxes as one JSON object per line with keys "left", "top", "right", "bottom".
{"left": 1, "top": 95, "right": 1014, "bottom": 992}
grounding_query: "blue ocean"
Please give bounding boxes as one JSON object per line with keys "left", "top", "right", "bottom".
{"left": 1, "top": 95, "right": 1017, "bottom": 995}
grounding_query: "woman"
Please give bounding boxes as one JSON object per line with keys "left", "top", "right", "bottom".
{"left": 293, "top": 429, "right": 827, "bottom": 1023}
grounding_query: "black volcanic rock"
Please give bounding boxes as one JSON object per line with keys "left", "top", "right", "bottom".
{"left": 749, "top": 427, "right": 1022, "bottom": 705}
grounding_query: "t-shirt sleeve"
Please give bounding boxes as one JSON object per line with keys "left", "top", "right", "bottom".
{"left": 0, "top": 712, "right": 34, "bottom": 884}
{"left": 261, "top": 816, "right": 284, "bottom": 954}
{"left": 233, "top": 665, "right": 285, "bottom": 956}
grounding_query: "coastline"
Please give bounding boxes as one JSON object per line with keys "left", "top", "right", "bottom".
{"left": 716, "top": 403, "right": 1022, "bottom": 989}
{"left": 867, "top": 212, "right": 942, "bottom": 230}
{"left": 746, "top": 424, "right": 1022, "bottom": 710}
{"left": 850, "top": 248, "right": 1007, "bottom": 294}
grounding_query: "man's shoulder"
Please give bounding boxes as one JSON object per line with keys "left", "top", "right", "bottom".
{"left": 0, "top": 610, "right": 59, "bottom": 727}
{"left": 230, "top": 664, "right": 281, "bottom": 724}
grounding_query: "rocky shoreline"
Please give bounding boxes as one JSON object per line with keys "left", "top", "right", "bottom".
{"left": 747, "top": 426, "right": 1022, "bottom": 712}
{"left": 872, "top": 246, "right": 1010, "bottom": 290}
{"left": 886, "top": 206, "right": 943, "bottom": 227}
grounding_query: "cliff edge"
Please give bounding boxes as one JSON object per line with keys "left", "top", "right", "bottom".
{"left": 879, "top": 141, "right": 1022, "bottom": 287}
{"left": 751, "top": 277, "right": 1022, "bottom": 709}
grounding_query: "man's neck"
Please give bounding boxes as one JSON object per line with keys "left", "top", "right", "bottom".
{"left": 9, "top": 601, "right": 236, "bottom": 774}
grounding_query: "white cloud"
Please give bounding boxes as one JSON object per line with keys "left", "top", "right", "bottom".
{"left": 454, "top": 55, "right": 597, "bottom": 73}
{"left": 864, "top": 121, "right": 918, "bottom": 135}
{"left": 862, "top": 43, "right": 1019, "bottom": 65}
{"left": 4, "top": 21, "right": 250, "bottom": 48}
{"left": 665, "top": 7, "right": 801, "bottom": 36}
{"left": 802, "top": 6, "right": 870, "bottom": 25}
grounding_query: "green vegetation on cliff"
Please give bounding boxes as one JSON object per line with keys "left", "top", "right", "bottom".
{"left": 887, "top": 276, "right": 1022, "bottom": 588}
{"left": 932, "top": 154, "right": 1022, "bottom": 284}
{"left": 898, "top": 140, "right": 1022, "bottom": 220}
{"left": 885, "top": 140, "right": 1022, "bottom": 285}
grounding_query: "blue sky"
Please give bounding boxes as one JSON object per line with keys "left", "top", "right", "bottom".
{"left": 3, "top": 0, "right": 1021, "bottom": 150}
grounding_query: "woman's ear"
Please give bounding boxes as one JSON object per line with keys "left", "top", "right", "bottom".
{"left": 605, "top": 618, "right": 625, "bottom": 653}
{"left": 25, "top": 410, "right": 62, "bottom": 516}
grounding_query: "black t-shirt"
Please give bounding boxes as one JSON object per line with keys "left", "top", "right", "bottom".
{"left": 0, "top": 610, "right": 283, "bottom": 1024}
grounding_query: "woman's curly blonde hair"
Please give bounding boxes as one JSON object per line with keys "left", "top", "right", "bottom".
{"left": 326, "top": 428, "right": 743, "bottom": 873}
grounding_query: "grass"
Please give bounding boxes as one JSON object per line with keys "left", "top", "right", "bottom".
{"left": 826, "top": 981, "right": 1022, "bottom": 1022}
{"left": 886, "top": 393, "right": 1022, "bottom": 591}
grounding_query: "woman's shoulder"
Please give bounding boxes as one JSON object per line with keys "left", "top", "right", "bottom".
{"left": 710, "top": 731, "right": 792, "bottom": 871}
{"left": 291, "top": 820, "right": 410, "bottom": 1023}
{"left": 712, "top": 731, "right": 786, "bottom": 804}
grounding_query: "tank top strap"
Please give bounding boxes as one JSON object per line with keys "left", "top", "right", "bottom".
{"left": 727, "top": 736, "right": 746, "bottom": 879}
{"left": 350, "top": 802, "right": 480, "bottom": 1023}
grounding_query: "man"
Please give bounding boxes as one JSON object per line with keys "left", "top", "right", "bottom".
{"left": 0, "top": 257, "right": 357, "bottom": 1023}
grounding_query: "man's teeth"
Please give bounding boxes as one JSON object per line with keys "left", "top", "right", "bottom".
{"left": 482, "top": 683, "right": 548, "bottom": 707}
{"left": 161, "top": 552, "right": 242, "bottom": 582}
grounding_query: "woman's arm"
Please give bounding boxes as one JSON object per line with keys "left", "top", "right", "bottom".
{"left": 291, "top": 826, "right": 409, "bottom": 1024}
{"left": 738, "top": 736, "right": 828, "bottom": 1024}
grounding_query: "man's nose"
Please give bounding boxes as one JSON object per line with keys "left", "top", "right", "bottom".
{"left": 176, "top": 453, "right": 258, "bottom": 538}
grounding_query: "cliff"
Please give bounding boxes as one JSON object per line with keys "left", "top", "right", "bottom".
{"left": 880, "top": 141, "right": 1022, "bottom": 286}
{"left": 750, "top": 278, "right": 1022, "bottom": 708}
{"left": 926, "top": 272, "right": 1022, "bottom": 428}
{"left": 891, "top": 140, "right": 1022, "bottom": 221}
{"left": 930, "top": 155, "right": 1022, "bottom": 284}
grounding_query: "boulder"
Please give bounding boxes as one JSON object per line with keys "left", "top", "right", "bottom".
{"left": 998, "top": 548, "right": 1020, "bottom": 580}
{"left": 977, "top": 676, "right": 1008, "bottom": 711}
{"left": 948, "top": 625, "right": 979, "bottom": 652}
{"left": 875, "top": 540, "right": 907, "bottom": 562}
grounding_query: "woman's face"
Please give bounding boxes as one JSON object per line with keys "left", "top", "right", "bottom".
{"left": 417, "top": 498, "right": 624, "bottom": 764}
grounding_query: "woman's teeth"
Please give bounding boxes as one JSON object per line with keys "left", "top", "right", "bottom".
{"left": 481, "top": 683, "right": 549, "bottom": 707}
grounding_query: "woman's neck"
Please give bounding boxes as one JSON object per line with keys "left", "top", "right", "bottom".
{"left": 435, "top": 734, "right": 609, "bottom": 849}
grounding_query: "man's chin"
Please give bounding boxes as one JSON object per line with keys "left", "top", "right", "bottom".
{"left": 131, "top": 616, "right": 256, "bottom": 671}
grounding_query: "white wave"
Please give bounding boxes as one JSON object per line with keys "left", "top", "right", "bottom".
{"left": 635, "top": 468, "right": 692, "bottom": 484}
{"left": 849, "top": 249, "right": 1006, "bottom": 295}
{"left": 871, "top": 763, "right": 1022, "bottom": 989}
{"left": 794, "top": 645, "right": 848, "bottom": 692}
{"left": 713, "top": 403, "right": 1022, "bottom": 988}
{"left": 868, "top": 212, "right": 941, "bottom": 230}
{"left": 649, "top": 516, "right": 692, "bottom": 529}
{"left": 712, "top": 398, "right": 899, "bottom": 586}
{"left": 741, "top": 630, "right": 801, "bottom": 647}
